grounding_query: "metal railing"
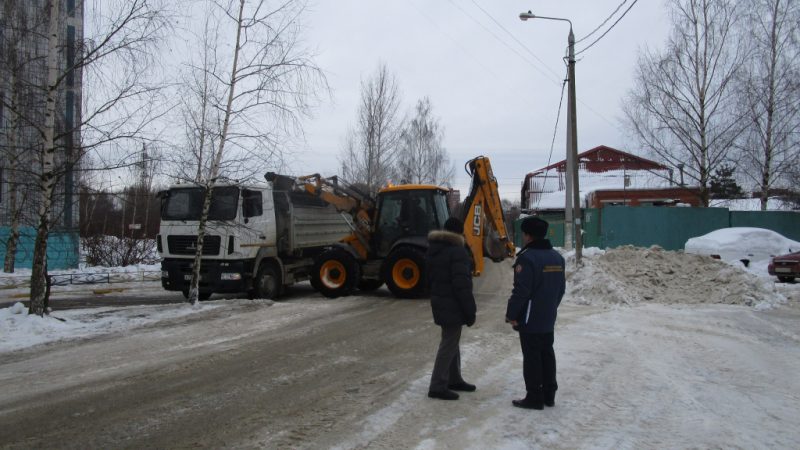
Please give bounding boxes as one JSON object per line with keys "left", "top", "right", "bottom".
{"left": 0, "top": 271, "right": 162, "bottom": 289}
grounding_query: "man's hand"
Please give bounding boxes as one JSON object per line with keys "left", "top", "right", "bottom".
{"left": 505, "top": 317, "right": 518, "bottom": 327}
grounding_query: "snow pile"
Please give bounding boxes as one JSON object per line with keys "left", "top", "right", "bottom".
{"left": 567, "top": 246, "right": 785, "bottom": 309}
{"left": 685, "top": 227, "right": 800, "bottom": 264}
{"left": 0, "top": 300, "right": 233, "bottom": 353}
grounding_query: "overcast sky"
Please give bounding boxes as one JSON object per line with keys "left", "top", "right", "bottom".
{"left": 287, "top": 0, "right": 672, "bottom": 201}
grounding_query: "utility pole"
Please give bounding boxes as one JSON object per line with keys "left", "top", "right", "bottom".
{"left": 519, "top": 11, "right": 582, "bottom": 262}
{"left": 567, "top": 28, "right": 582, "bottom": 264}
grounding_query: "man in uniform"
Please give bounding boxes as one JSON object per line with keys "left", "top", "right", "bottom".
{"left": 506, "top": 216, "right": 566, "bottom": 410}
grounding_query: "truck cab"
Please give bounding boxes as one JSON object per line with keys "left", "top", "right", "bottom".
{"left": 158, "top": 183, "right": 275, "bottom": 298}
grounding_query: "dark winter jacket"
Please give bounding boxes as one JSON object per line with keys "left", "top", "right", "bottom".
{"left": 506, "top": 239, "right": 566, "bottom": 333}
{"left": 426, "top": 230, "right": 477, "bottom": 327}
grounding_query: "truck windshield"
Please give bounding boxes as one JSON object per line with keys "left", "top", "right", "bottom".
{"left": 161, "top": 186, "right": 240, "bottom": 221}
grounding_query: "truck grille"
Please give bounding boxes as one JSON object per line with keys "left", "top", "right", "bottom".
{"left": 167, "top": 235, "right": 221, "bottom": 255}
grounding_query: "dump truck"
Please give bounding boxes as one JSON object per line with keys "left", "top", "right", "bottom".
{"left": 157, "top": 181, "right": 350, "bottom": 299}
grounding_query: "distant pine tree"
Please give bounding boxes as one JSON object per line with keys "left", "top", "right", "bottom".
{"left": 709, "top": 164, "right": 745, "bottom": 199}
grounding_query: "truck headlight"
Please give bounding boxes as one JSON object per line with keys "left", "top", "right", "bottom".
{"left": 220, "top": 272, "right": 242, "bottom": 281}
{"left": 161, "top": 270, "right": 169, "bottom": 278}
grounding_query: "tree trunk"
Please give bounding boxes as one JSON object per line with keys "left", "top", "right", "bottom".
{"left": 188, "top": 0, "right": 245, "bottom": 304}
{"left": 29, "top": 0, "right": 61, "bottom": 316}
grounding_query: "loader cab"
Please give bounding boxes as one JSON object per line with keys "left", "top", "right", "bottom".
{"left": 373, "top": 185, "right": 450, "bottom": 257}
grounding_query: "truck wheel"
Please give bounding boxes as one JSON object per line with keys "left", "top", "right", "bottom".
{"left": 253, "top": 263, "right": 282, "bottom": 299}
{"left": 778, "top": 276, "right": 795, "bottom": 283}
{"left": 384, "top": 247, "right": 427, "bottom": 299}
{"left": 358, "top": 278, "right": 384, "bottom": 292}
{"left": 312, "top": 248, "right": 359, "bottom": 298}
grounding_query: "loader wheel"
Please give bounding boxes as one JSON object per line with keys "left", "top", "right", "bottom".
{"left": 384, "top": 247, "right": 426, "bottom": 299}
{"left": 312, "top": 248, "right": 360, "bottom": 298}
{"left": 252, "top": 263, "right": 282, "bottom": 300}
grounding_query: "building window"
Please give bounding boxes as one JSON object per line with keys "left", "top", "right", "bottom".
{"left": 67, "top": 0, "right": 76, "bottom": 17}
{"left": 66, "top": 91, "right": 74, "bottom": 129}
{"left": 66, "top": 26, "right": 75, "bottom": 87}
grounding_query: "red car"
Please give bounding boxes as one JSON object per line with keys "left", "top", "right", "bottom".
{"left": 768, "top": 251, "right": 800, "bottom": 282}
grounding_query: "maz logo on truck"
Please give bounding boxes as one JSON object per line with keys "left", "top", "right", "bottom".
{"left": 473, "top": 203, "right": 482, "bottom": 236}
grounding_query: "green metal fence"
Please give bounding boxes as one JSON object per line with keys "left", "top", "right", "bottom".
{"left": 730, "top": 211, "right": 800, "bottom": 241}
{"left": 515, "top": 207, "right": 800, "bottom": 250}
{"left": 0, "top": 227, "right": 80, "bottom": 269}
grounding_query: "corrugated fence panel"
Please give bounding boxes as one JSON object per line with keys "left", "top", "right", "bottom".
{"left": 602, "top": 206, "right": 730, "bottom": 251}
{"left": 516, "top": 208, "right": 800, "bottom": 251}
{"left": 730, "top": 211, "right": 800, "bottom": 242}
{"left": 583, "top": 208, "right": 602, "bottom": 248}
{"left": 514, "top": 213, "right": 565, "bottom": 248}
{"left": 0, "top": 227, "right": 80, "bottom": 270}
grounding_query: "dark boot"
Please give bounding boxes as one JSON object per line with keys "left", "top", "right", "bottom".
{"left": 513, "top": 390, "right": 544, "bottom": 410}
{"left": 512, "top": 398, "right": 544, "bottom": 410}
{"left": 428, "top": 389, "right": 459, "bottom": 400}
{"left": 544, "top": 391, "right": 556, "bottom": 407}
{"left": 448, "top": 381, "right": 476, "bottom": 392}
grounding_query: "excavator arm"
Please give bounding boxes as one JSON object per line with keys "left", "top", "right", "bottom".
{"left": 461, "top": 156, "right": 516, "bottom": 275}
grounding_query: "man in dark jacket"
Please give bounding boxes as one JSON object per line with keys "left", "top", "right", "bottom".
{"left": 426, "top": 217, "right": 477, "bottom": 400}
{"left": 506, "top": 216, "right": 566, "bottom": 410}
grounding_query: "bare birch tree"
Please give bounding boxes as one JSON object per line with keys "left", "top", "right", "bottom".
{"left": 623, "top": 0, "right": 746, "bottom": 206}
{"left": 339, "top": 63, "right": 403, "bottom": 195}
{"left": 395, "top": 97, "right": 453, "bottom": 186}
{"left": 734, "top": 0, "right": 800, "bottom": 210}
{"left": 179, "top": 0, "right": 326, "bottom": 304}
{"left": 23, "top": 0, "right": 170, "bottom": 316}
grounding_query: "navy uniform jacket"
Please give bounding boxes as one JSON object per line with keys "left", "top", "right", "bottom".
{"left": 506, "top": 239, "right": 566, "bottom": 333}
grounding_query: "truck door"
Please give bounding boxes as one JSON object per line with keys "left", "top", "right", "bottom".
{"left": 237, "top": 189, "right": 274, "bottom": 258}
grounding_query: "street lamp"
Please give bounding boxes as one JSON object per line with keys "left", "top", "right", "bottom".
{"left": 519, "top": 10, "right": 582, "bottom": 264}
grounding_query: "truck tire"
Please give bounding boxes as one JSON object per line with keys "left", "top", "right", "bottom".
{"left": 253, "top": 263, "right": 282, "bottom": 299}
{"left": 384, "top": 247, "right": 427, "bottom": 299}
{"left": 312, "top": 248, "right": 360, "bottom": 298}
{"left": 778, "top": 276, "right": 795, "bottom": 283}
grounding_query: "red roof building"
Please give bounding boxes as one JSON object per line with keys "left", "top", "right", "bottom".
{"left": 522, "top": 145, "right": 700, "bottom": 211}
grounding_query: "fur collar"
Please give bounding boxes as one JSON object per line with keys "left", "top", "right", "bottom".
{"left": 428, "top": 230, "right": 465, "bottom": 247}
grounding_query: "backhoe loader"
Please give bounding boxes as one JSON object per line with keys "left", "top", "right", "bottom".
{"left": 266, "top": 156, "right": 515, "bottom": 298}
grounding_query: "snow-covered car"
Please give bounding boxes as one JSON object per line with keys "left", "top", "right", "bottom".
{"left": 768, "top": 251, "right": 800, "bottom": 282}
{"left": 684, "top": 227, "right": 800, "bottom": 267}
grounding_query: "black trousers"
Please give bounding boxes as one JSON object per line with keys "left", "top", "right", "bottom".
{"left": 429, "top": 325, "right": 465, "bottom": 391}
{"left": 519, "top": 332, "right": 557, "bottom": 400}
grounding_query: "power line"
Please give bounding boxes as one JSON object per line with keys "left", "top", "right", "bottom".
{"left": 576, "top": 0, "right": 629, "bottom": 44}
{"left": 466, "top": 0, "right": 563, "bottom": 82}
{"left": 462, "top": 0, "right": 623, "bottom": 132}
{"left": 575, "top": 0, "right": 639, "bottom": 57}
{"left": 405, "top": 0, "right": 504, "bottom": 80}
{"left": 443, "top": 0, "right": 562, "bottom": 86}
{"left": 536, "top": 71, "right": 568, "bottom": 210}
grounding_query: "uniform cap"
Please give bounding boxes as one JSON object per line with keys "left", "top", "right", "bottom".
{"left": 521, "top": 216, "right": 548, "bottom": 238}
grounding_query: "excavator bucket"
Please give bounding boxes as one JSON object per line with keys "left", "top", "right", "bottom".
{"left": 483, "top": 228, "right": 513, "bottom": 262}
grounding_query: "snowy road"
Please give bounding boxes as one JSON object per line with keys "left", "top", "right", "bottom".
{"left": 1, "top": 254, "right": 800, "bottom": 448}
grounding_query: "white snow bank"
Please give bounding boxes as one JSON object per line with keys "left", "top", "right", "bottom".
{"left": 566, "top": 246, "right": 786, "bottom": 309}
{"left": 0, "top": 299, "right": 253, "bottom": 353}
{"left": 685, "top": 227, "right": 800, "bottom": 264}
